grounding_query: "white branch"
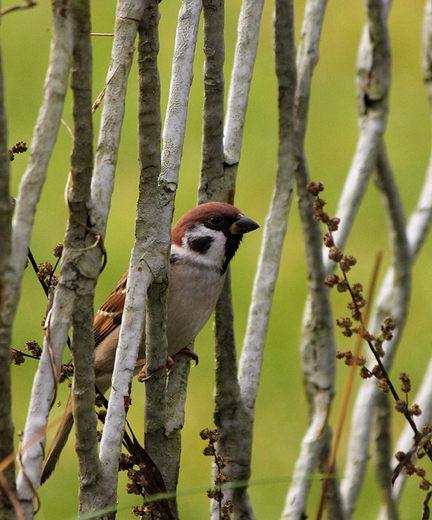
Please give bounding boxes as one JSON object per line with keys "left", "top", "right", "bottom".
{"left": 98, "top": 267, "right": 152, "bottom": 502}
{"left": 295, "top": 0, "right": 329, "bottom": 138}
{"left": 325, "top": 0, "right": 391, "bottom": 272}
{"left": 324, "top": 119, "right": 384, "bottom": 272}
{"left": 16, "top": 284, "right": 74, "bottom": 511}
{"left": 240, "top": 0, "right": 296, "bottom": 413}
{"left": 141, "top": 0, "right": 203, "bottom": 507}
{"left": 223, "top": 0, "right": 265, "bottom": 166}
{"left": 82, "top": 0, "right": 147, "bottom": 511}
{"left": 282, "top": 0, "right": 336, "bottom": 518}
{"left": 282, "top": 392, "right": 333, "bottom": 519}
{"left": 160, "top": 0, "right": 202, "bottom": 191}
{"left": 15, "top": 4, "right": 73, "bottom": 513}
{"left": 90, "top": 0, "right": 146, "bottom": 236}
{"left": 376, "top": 131, "right": 432, "bottom": 520}
{"left": 7, "top": 4, "right": 73, "bottom": 331}
{"left": 239, "top": 184, "right": 293, "bottom": 403}
{"left": 341, "top": 2, "right": 432, "bottom": 516}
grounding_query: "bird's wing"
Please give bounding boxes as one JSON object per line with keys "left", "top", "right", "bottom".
{"left": 93, "top": 271, "right": 127, "bottom": 347}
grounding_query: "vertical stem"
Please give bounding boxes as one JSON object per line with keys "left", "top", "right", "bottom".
{"left": 0, "top": 45, "right": 15, "bottom": 520}
{"left": 282, "top": 1, "right": 336, "bottom": 518}
{"left": 373, "top": 393, "right": 399, "bottom": 520}
{"left": 90, "top": 0, "right": 147, "bottom": 515}
{"left": 149, "top": 0, "right": 202, "bottom": 514}
{"left": 199, "top": 0, "right": 225, "bottom": 203}
{"left": 68, "top": 0, "right": 104, "bottom": 513}
{"left": 137, "top": 4, "right": 178, "bottom": 516}
{"left": 16, "top": 1, "right": 74, "bottom": 514}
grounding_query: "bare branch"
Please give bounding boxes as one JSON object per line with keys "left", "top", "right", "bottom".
{"left": 67, "top": 0, "right": 103, "bottom": 513}
{"left": 380, "top": 148, "right": 432, "bottom": 512}
{"left": 142, "top": 0, "right": 203, "bottom": 513}
{"left": 211, "top": 0, "right": 296, "bottom": 516}
{"left": 137, "top": 2, "right": 180, "bottom": 517}
{"left": 240, "top": 0, "right": 296, "bottom": 416}
{"left": 325, "top": 0, "right": 391, "bottom": 271}
{"left": 212, "top": 273, "right": 252, "bottom": 519}
{"left": 282, "top": 1, "right": 335, "bottom": 518}
{"left": 340, "top": 2, "right": 432, "bottom": 515}
{"left": 223, "top": 0, "right": 264, "bottom": 167}
{"left": 195, "top": 0, "right": 266, "bottom": 516}
{"left": 8, "top": 0, "right": 73, "bottom": 346}
{"left": 407, "top": 0, "right": 432, "bottom": 260}
{"left": 0, "top": 44, "right": 15, "bottom": 519}
{"left": 93, "top": 0, "right": 149, "bottom": 512}
{"left": 15, "top": 3, "right": 74, "bottom": 513}
{"left": 160, "top": 0, "right": 202, "bottom": 192}
{"left": 376, "top": 5, "right": 432, "bottom": 515}
{"left": 0, "top": 0, "right": 36, "bottom": 17}
{"left": 221, "top": 0, "right": 265, "bottom": 200}
{"left": 98, "top": 269, "right": 152, "bottom": 510}
{"left": 199, "top": 0, "right": 225, "bottom": 203}
{"left": 350, "top": 145, "right": 432, "bottom": 518}
{"left": 195, "top": 3, "right": 257, "bottom": 517}
{"left": 373, "top": 393, "right": 399, "bottom": 520}
{"left": 90, "top": 0, "right": 146, "bottom": 236}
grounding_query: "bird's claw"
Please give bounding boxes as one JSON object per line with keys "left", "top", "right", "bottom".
{"left": 136, "top": 355, "right": 177, "bottom": 381}
{"left": 177, "top": 347, "right": 199, "bottom": 366}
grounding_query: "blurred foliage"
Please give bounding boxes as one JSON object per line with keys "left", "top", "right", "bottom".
{"left": 2, "top": 0, "right": 432, "bottom": 518}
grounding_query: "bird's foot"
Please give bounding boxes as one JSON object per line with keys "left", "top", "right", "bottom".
{"left": 177, "top": 347, "right": 199, "bottom": 366}
{"left": 136, "top": 356, "right": 176, "bottom": 382}
{"left": 136, "top": 359, "right": 150, "bottom": 382}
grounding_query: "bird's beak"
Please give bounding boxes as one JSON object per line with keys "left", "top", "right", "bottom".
{"left": 230, "top": 215, "right": 260, "bottom": 235}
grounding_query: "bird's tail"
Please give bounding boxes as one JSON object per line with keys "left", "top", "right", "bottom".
{"left": 41, "top": 396, "right": 73, "bottom": 484}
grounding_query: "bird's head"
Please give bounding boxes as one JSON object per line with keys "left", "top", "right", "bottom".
{"left": 171, "top": 202, "right": 259, "bottom": 273}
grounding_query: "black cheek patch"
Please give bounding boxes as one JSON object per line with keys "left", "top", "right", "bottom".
{"left": 187, "top": 235, "right": 214, "bottom": 254}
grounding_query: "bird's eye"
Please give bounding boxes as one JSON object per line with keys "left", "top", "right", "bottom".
{"left": 209, "top": 215, "right": 222, "bottom": 226}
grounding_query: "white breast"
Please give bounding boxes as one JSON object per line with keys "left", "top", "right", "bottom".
{"left": 166, "top": 246, "right": 226, "bottom": 355}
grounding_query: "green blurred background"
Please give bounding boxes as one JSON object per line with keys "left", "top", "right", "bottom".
{"left": 2, "top": 0, "right": 432, "bottom": 518}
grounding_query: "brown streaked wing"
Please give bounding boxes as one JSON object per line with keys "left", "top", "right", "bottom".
{"left": 93, "top": 272, "right": 128, "bottom": 347}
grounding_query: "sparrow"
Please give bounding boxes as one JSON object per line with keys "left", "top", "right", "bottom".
{"left": 41, "top": 202, "right": 259, "bottom": 483}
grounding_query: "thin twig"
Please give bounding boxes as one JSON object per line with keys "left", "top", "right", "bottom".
{"left": 0, "top": 470, "right": 26, "bottom": 520}
{"left": 92, "top": 64, "right": 121, "bottom": 114}
{"left": 223, "top": 0, "right": 265, "bottom": 167}
{"left": 0, "top": 0, "right": 36, "bottom": 16}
